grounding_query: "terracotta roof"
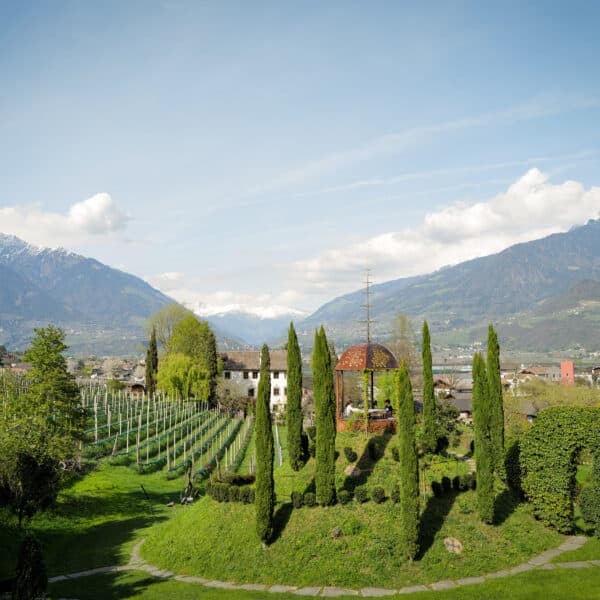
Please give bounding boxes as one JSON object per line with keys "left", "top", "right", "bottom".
{"left": 220, "top": 350, "right": 287, "bottom": 372}
{"left": 335, "top": 343, "right": 398, "bottom": 371}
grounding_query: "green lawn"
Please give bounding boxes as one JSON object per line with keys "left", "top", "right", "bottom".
{"left": 48, "top": 566, "right": 600, "bottom": 599}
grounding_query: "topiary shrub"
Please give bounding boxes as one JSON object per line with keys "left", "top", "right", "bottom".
{"left": 344, "top": 446, "right": 358, "bottom": 462}
{"left": 223, "top": 473, "right": 255, "bottom": 486}
{"left": 303, "top": 492, "right": 316, "bottom": 507}
{"left": 371, "top": 486, "right": 386, "bottom": 503}
{"left": 441, "top": 476, "right": 452, "bottom": 494}
{"left": 431, "top": 480, "right": 443, "bottom": 497}
{"left": 291, "top": 491, "right": 303, "bottom": 508}
{"left": 580, "top": 485, "right": 600, "bottom": 536}
{"left": 391, "top": 446, "right": 400, "bottom": 462}
{"left": 338, "top": 490, "right": 352, "bottom": 505}
{"left": 228, "top": 485, "right": 240, "bottom": 502}
{"left": 390, "top": 485, "right": 401, "bottom": 504}
{"left": 239, "top": 486, "right": 255, "bottom": 504}
{"left": 354, "top": 486, "right": 368, "bottom": 503}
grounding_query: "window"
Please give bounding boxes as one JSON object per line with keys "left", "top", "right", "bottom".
{"left": 273, "top": 371, "right": 279, "bottom": 379}
{"left": 243, "top": 371, "right": 249, "bottom": 379}
{"left": 248, "top": 388, "right": 255, "bottom": 398}
{"left": 252, "top": 371, "right": 258, "bottom": 379}
{"left": 273, "top": 387, "right": 280, "bottom": 396}
{"left": 224, "top": 371, "right": 231, "bottom": 379}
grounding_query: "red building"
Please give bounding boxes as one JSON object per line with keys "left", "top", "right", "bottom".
{"left": 560, "top": 360, "right": 575, "bottom": 385}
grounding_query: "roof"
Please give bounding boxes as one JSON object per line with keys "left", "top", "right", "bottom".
{"left": 335, "top": 343, "right": 398, "bottom": 371}
{"left": 220, "top": 350, "right": 287, "bottom": 372}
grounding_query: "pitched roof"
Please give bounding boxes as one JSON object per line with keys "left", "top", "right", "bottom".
{"left": 335, "top": 343, "right": 398, "bottom": 371}
{"left": 220, "top": 350, "right": 287, "bottom": 371}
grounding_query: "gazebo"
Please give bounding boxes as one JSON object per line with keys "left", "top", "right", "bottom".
{"left": 335, "top": 342, "right": 399, "bottom": 433}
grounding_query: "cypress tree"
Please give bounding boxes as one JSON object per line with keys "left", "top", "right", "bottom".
{"left": 472, "top": 352, "right": 494, "bottom": 523}
{"left": 313, "top": 327, "right": 336, "bottom": 506}
{"left": 487, "top": 325, "right": 505, "bottom": 478}
{"left": 395, "top": 361, "right": 420, "bottom": 560}
{"left": 286, "top": 322, "right": 304, "bottom": 471}
{"left": 145, "top": 326, "right": 158, "bottom": 398}
{"left": 255, "top": 344, "right": 275, "bottom": 544}
{"left": 421, "top": 321, "right": 437, "bottom": 454}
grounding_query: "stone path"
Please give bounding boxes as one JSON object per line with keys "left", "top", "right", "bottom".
{"left": 49, "top": 535, "right": 597, "bottom": 598}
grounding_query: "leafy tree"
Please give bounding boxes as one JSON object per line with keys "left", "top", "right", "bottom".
{"left": 389, "top": 314, "right": 420, "bottom": 372}
{"left": 472, "top": 352, "right": 494, "bottom": 523}
{"left": 146, "top": 303, "right": 192, "bottom": 351}
{"left": 286, "top": 322, "right": 304, "bottom": 471}
{"left": 487, "top": 325, "right": 505, "bottom": 478}
{"left": 255, "top": 344, "right": 274, "bottom": 545}
{"left": 421, "top": 321, "right": 437, "bottom": 454}
{"left": 13, "top": 533, "right": 47, "bottom": 600}
{"left": 145, "top": 325, "right": 158, "bottom": 398}
{"left": 313, "top": 327, "right": 336, "bottom": 506}
{"left": 395, "top": 361, "right": 419, "bottom": 560}
{"left": 156, "top": 353, "right": 210, "bottom": 400}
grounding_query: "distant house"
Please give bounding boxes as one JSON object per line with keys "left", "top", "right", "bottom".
{"left": 560, "top": 360, "right": 575, "bottom": 385}
{"left": 219, "top": 350, "right": 288, "bottom": 412}
{"left": 518, "top": 366, "right": 561, "bottom": 382}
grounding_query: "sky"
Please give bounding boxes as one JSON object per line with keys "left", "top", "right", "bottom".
{"left": 1, "top": 1, "right": 600, "bottom": 319}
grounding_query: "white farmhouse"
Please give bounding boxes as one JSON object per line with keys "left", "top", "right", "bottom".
{"left": 219, "top": 350, "right": 287, "bottom": 412}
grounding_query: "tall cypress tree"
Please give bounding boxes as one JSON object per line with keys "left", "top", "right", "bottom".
{"left": 286, "top": 322, "right": 304, "bottom": 471}
{"left": 255, "top": 344, "right": 275, "bottom": 544}
{"left": 487, "top": 325, "right": 505, "bottom": 479}
{"left": 313, "top": 327, "right": 336, "bottom": 506}
{"left": 396, "top": 361, "right": 420, "bottom": 560}
{"left": 145, "top": 326, "right": 158, "bottom": 398}
{"left": 421, "top": 321, "right": 437, "bottom": 454}
{"left": 472, "top": 352, "right": 494, "bottom": 524}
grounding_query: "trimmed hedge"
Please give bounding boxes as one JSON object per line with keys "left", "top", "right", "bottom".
{"left": 580, "top": 485, "right": 600, "bottom": 537}
{"left": 521, "top": 406, "right": 600, "bottom": 533}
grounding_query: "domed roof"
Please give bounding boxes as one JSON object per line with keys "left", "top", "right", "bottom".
{"left": 335, "top": 343, "right": 399, "bottom": 371}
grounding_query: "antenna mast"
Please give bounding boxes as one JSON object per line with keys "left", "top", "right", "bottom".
{"left": 359, "top": 268, "right": 374, "bottom": 346}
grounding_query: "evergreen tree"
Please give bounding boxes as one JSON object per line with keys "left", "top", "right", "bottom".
{"left": 286, "top": 322, "right": 303, "bottom": 471}
{"left": 421, "top": 321, "right": 437, "bottom": 454}
{"left": 395, "top": 361, "right": 420, "bottom": 560}
{"left": 255, "top": 344, "right": 275, "bottom": 544}
{"left": 313, "top": 327, "right": 336, "bottom": 506}
{"left": 145, "top": 326, "right": 158, "bottom": 398}
{"left": 472, "top": 352, "right": 494, "bottom": 523}
{"left": 487, "top": 325, "right": 505, "bottom": 478}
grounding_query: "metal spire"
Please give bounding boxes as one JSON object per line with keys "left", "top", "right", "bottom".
{"left": 359, "top": 268, "right": 375, "bottom": 346}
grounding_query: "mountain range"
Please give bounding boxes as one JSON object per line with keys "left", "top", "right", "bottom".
{"left": 3, "top": 220, "right": 600, "bottom": 355}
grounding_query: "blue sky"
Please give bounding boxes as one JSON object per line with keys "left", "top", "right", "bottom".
{"left": 1, "top": 1, "right": 600, "bottom": 317}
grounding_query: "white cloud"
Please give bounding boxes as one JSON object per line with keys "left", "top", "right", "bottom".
{"left": 0, "top": 193, "right": 129, "bottom": 248}
{"left": 296, "top": 169, "right": 600, "bottom": 290}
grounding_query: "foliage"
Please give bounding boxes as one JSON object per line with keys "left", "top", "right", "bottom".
{"left": 302, "top": 492, "right": 316, "bottom": 507}
{"left": 343, "top": 447, "right": 358, "bottom": 463}
{"left": 520, "top": 406, "right": 600, "bottom": 532}
{"left": 505, "top": 438, "right": 522, "bottom": 494}
{"left": 156, "top": 353, "right": 210, "bottom": 400}
{"left": 421, "top": 321, "right": 437, "bottom": 454}
{"left": 434, "top": 397, "right": 460, "bottom": 450}
{"left": 389, "top": 314, "right": 419, "bottom": 372}
{"left": 291, "top": 491, "right": 303, "bottom": 508}
{"left": 395, "top": 361, "right": 419, "bottom": 560}
{"left": 390, "top": 484, "right": 400, "bottom": 504}
{"left": 579, "top": 484, "right": 600, "bottom": 537}
{"left": 145, "top": 326, "right": 158, "bottom": 398}
{"left": 487, "top": 325, "right": 505, "bottom": 479}
{"left": 146, "top": 304, "right": 192, "bottom": 351}
{"left": 313, "top": 327, "right": 336, "bottom": 506}
{"left": 371, "top": 486, "right": 386, "bottom": 503}
{"left": 337, "top": 490, "right": 352, "bottom": 505}
{"left": 13, "top": 533, "right": 47, "bottom": 600}
{"left": 106, "top": 378, "right": 126, "bottom": 392}
{"left": 472, "top": 352, "right": 494, "bottom": 523}
{"left": 255, "top": 344, "right": 275, "bottom": 544}
{"left": 286, "top": 322, "right": 304, "bottom": 471}
{"left": 354, "top": 486, "right": 368, "bottom": 503}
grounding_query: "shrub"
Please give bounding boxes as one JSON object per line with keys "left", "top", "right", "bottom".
{"left": 441, "top": 476, "right": 452, "bottom": 494}
{"left": 306, "top": 425, "right": 317, "bottom": 441}
{"left": 457, "top": 496, "right": 475, "bottom": 514}
{"left": 458, "top": 474, "right": 471, "bottom": 491}
{"left": 303, "top": 492, "right": 317, "bottom": 507}
{"left": 371, "top": 486, "right": 386, "bottom": 503}
{"left": 228, "top": 485, "right": 240, "bottom": 502}
{"left": 291, "top": 491, "right": 303, "bottom": 508}
{"left": 223, "top": 473, "right": 255, "bottom": 486}
{"left": 344, "top": 446, "right": 358, "bottom": 462}
{"left": 391, "top": 446, "right": 400, "bottom": 462}
{"left": 431, "top": 481, "right": 443, "bottom": 497}
{"left": 580, "top": 485, "right": 600, "bottom": 533}
{"left": 354, "top": 486, "right": 368, "bottom": 503}
{"left": 452, "top": 475, "right": 461, "bottom": 492}
{"left": 367, "top": 439, "right": 382, "bottom": 461}
{"left": 308, "top": 442, "right": 316, "bottom": 458}
{"left": 338, "top": 490, "right": 352, "bottom": 505}
{"left": 208, "top": 482, "right": 231, "bottom": 502}
{"left": 390, "top": 485, "right": 401, "bottom": 504}
{"left": 239, "top": 486, "right": 255, "bottom": 504}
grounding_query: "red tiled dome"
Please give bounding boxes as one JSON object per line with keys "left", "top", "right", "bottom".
{"left": 335, "top": 343, "right": 398, "bottom": 371}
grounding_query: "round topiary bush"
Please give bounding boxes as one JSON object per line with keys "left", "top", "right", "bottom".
{"left": 371, "top": 486, "right": 386, "bottom": 503}
{"left": 391, "top": 446, "right": 400, "bottom": 462}
{"left": 303, "top": 492, "right": 317, "bottom": 507}
{"left": 338, "top": 490, "right": 352, "bottom": 505}
{"left": 354, "top": 486, "right": 368, "bottom": 503}
{"left": 291, "top": 491, "right": 303, "bottom": 508}
{"left": 343, "top": 446, "right": 358, "bottom": 463}
{"left": 390, "top": 484, "right": 401, "bottom": 504}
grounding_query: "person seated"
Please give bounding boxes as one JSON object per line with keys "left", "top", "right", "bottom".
{"left": 345, "top": 401, "right": 359, "bottom": 417}
{"left": 384, "top": 399, "right": 393, "bottom": 416}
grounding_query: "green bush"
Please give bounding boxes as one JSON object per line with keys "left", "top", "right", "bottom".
{"left": 308, "top": 441, "right": 316, "bottom": 458}
{"left": 303, "top": 492, "right": 316, "bottom": 507}
{"left": 390, "top": 485, "right": 401, "bottom": 504}
{"left": 239, "top": 486, "right": 255, "bottom": 504}
{"left": 391, "top": 446, "right": 400, "bottom": 462}
{"left": 222, "top": 473, "right": 255, "bottom": 486}
{"left": 458, "top": 474, "right": 471, "bottom": 491}
{"left": 580, "top": 485, "right": 600, "bottom": 534}
{"left": 457, "top": 496, "right": 475, "bottom": 514}
{"left": 343, "top": 446, "right": 358, "bottom": 462}
{"left": 354, "top": 486, "right": 368, "bottom": 503}
{"left": 306, "top": 425, "right": 317, "bottom": 441}
{"left": 228, "top": 485, "right": 240, "bottom": 502}
{"left": 371, "top": 486, "right": 386, "bottom": 503}
{"left": 338, "top": 490, "right": 352, "bottom": 504}
{"left": 291, "top": 491, "right": 303, "bottom": 508}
